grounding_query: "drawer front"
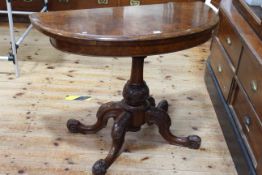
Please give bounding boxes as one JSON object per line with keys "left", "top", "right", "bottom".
{"left": 48, "top": 0, "right": 118, "bottom": 11}
{"left": 210, "top": 37, "right": 234, "bottom": 100}
{"left": 0, "top": 0, "right": 44, "bottom": 11}
{"left": 217, "top": 11, "right": 242, "bottom": 68}
{"left": 231, "top": 85, "right": 262, "bottom": 171}
{"left": 238, "top": 47, "right": 262, "bottom": 121}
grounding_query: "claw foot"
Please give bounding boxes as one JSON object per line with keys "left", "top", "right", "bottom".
{"left": 92, "top": 159, "right": 107, "bottom": 175}
{"left": 157, "top": 100, "right": 168, "bottom": 112}
{"left": 187, "top": 135, "right": 201, "bottom": 149}
{"left": 67, "top": 119, "right": 81, "bottom": 133}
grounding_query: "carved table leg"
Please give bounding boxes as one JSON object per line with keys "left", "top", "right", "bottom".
{"left": 92, "top": 112, "right": 131, "bottom": 175}
{"left": 157, "top": 100, "right": 168, "bottom": 112}
{"left": 66, "top": 56, "right": 201, "bottom": 174}
{"left": 67, "top": 101, "right": 123, "bottom": 134}
{"left": 145, "top": 107, "right": 201, "bottom": 149}
{"left": 147, "top": 96, "right": 156, "bottom": 107}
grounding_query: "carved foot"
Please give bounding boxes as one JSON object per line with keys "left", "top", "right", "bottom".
{"left": 147, "top": 96, "right": 156, "bottom": 107}
{"left": 157, "top": 100, "right": 168, "bottom": 112}
{"left": 92, "top": 112, "right": 131, "bottom": 175}
{"left": 67, "top": 101, "right": 123, "bottom": 134}
{"left": 92, "top": 159, "right": 107, "bottom": 175}
{"left": 187, "top": 135, "right": 201, "bottom": 149}
{"left": 146, "top": 107, "right": 201, "bottom": 149}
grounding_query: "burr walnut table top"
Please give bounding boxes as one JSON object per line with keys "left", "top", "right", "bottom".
{"left": 30, "top": 2, "right": 218, "bottom": 57}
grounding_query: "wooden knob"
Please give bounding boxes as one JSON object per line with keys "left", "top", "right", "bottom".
{"left": 217, "top": 65, "right": 222, "bottom": 73}
{"left": 250, "top": 80, "right": 258, "bottom": 92}
{"left": 244, "top": 116, "right": 251, "bottom": 126}
{"left": 226, "top": 37, "right": 231, "bottom": 45}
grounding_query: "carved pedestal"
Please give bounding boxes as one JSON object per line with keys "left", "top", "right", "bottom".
{"left": 67, "top": 57, "right": 201, "bottom": 175}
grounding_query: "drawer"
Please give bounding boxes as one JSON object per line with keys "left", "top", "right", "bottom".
{"left": 231, "top": 85, "right": 262, "bottom": 172}
{"left": 217, "top": 11, "right": 242, "bottom": 68}
{"left": 210, "top": 37, "right": 234, "bottom": 100}
{"left": 48, "top": 0, "right": 118, "bottom": 11}
{"left": 238, "top": 47, "right": 262, "bottom": 121}
{"left": 0, "top": 0, "right": 44, "bottom": 11}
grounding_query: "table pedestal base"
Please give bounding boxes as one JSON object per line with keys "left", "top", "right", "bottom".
{"left": 66, "top": 57, "right": 201, "bottom": 175}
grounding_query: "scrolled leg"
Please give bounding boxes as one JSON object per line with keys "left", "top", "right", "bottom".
{"left": 147, "top": 96, "right": 156, "bottom": 107}
{"left": 145, "top": 107, "right": 201, "bottom": 149}
{"left": 92, "top": 112, "right": 131, "bottom": 175}
{"left": 157, "top": 100, "right": 168, "bottom": 112}
{"left": 67, "top": 101, "right": 123, "bottom": 134}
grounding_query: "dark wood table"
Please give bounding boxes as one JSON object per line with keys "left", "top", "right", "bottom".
{"left": 30, "top": 2, "right": 218, "bottom": 175}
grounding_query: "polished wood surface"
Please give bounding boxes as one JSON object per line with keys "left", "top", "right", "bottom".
{"left": 30, "top": 2, "right": 218, "bottom": 57}
{"left": 220, "top": 0, "right": 262, "bottom": 64}
{"left": 233, "top": 0, "right": 262, "bottom": 39}
{"left": 210, "top": 37, "right": 234, "bottom": 100}
{"left": 217, "top": 11, "right": 243, "bottom": 68}
{"left": 238, "top": 47, "right": 262, "bottom": 121}
{"left": 231, "top": 84, "right": 262, "bottom": 172}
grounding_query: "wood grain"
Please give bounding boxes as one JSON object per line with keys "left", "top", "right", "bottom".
{"left": 29, "top": 2, "right": 218, "bottom": 57}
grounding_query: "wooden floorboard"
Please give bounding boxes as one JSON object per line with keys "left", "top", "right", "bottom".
{"left": 0, "top": 23, "right": 237, "bottom": 175}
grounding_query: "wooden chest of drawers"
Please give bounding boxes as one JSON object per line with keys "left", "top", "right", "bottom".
{"left": 0, "top": 0, "right": 44, "bottom": 11}
{"left": 0, "top": 0, "right": 205, "bottom": 12}
{"left": 207, "top": 0, "right": 262, "bottom": 174}
{"left": 47, "top": 0, "right": 204, "bottom": 11}
{"left": 48, "top": 0, "right": 118, "bottom": 11}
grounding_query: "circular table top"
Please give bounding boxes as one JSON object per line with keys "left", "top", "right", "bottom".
{"left": 30, "top": 2, "right": 219, "bottom": 57}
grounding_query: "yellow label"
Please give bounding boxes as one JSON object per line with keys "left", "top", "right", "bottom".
{"left": 65, "top": 95, "right": 91, "bottom": 101}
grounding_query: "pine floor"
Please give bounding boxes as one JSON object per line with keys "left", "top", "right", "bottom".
{"left": 0, "top": 23, "right": 238, "bottom": 175}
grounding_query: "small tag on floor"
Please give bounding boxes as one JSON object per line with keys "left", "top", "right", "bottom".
{"left": 65, "top": 95, "right": 91, "bottom": 101}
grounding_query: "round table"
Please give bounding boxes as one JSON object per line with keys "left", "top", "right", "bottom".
{"left": 30, "top": 2, "right": 218, "bottom": 175}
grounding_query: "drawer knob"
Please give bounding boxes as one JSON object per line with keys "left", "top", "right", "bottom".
{"left": 23, "top": 0, "right": 33, "bottom": 2}
{"left": 244, "top": 116, "right": 251, "bottom": 126}
{"left": 226, "top": 37, "right": 232, "bottom": 45}
{"left": 217, "top": 65, "right": 223, "bottom": 73}
{"left": 250, "top": 80, "right": 258, "bottom": 92}
{"left": 243, "top": 116, "right": 251, "bottom": 133}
